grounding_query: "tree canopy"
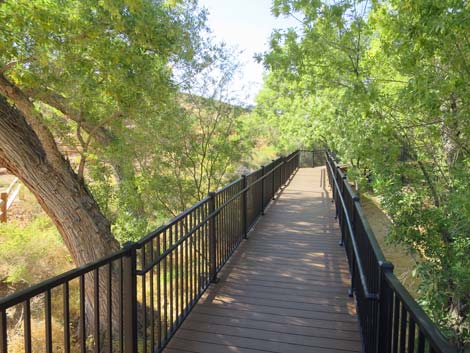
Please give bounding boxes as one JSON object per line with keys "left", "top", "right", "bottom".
{"left": 0, "top": 0, "right": 252, "bottom": 257}
{"left": 258, "top": 0, "right": 470, "bottom": 347}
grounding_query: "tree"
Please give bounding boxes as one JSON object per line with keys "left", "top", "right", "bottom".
{"left": 0, "top": 0, "right": 206, "bottom": 262}
{"left": 137, "top": 45, "right": 252, "bottom": 217}
{"left": 0, "top": 0, "right": 207, "bottom": 339}
{"left": 258, "top": 0, "right": 470, "bottom": 347}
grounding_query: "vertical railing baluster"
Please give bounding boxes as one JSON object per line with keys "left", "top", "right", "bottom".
{"left": 204, "top": 203, "right": 208, "bottom": 284}
{"left": 271, "top": 161, "right": 276, "bottom": 200}
{"left": 261, "top": 165, "right": 265, "bottom": 215}
{"left": 242, "top": 175, "right": 247, "bottom": 239}
{"left": 94, "top": 268, "right": 100, "bottom": 353}
{"left": 408, "top": 317, "right": 416, "bottom": 353}
{"left": 106, "top": 264, "right": 112, "bottom": 353}
{"left": 417, "top": 331, "right": 425, "bottom": 353}
{"left": 173, "top": 224, "right": 179, "bottom": 329}
{"left": 157, "top": 235, "right": 162, "bottom": 349}
{"left": 378, "top": 262, "right": 395, "bottom": 353}
{"left": 122, "top": 244, "right": 137, "bottom": 353}
{"left": 184, "top": 218, "right": 189, "bottom": 313}
{"left": 24, "top": 299, "right": 32, "bottom": 353}
{"left": 141, "top": 247, "right": 147, "bottom": 353}
{"left": 393, "top": 295, "right": 400, "bottom": 353}
{"left": 196, "top": 206, "right": 202, "bottom": 293}
{"left": 151, "top": 238, "right": 156, "bottom": 352}
{"left": 161, "top": 232, "right": 167, "bottom": 345}
{"left": 79, "top": 275, "right": 86, "bottom": 353}
{"left": 0, "top": 310, "right": 7, "bottom": 353}
{"left": 187, "top": 215, "right": 192, "bottom": 304}
{"left": 400, "top": 303, "right": 407, "bottom": 353}
{"left": 45, "top": 289, "right": 52, "bottom": 353}
{"left": 179, "top": 222, "right": 184, "bottom": 321}
{"left": 169, "top": 226, "right": 174, "bottom": 336}
{"left": 119, "top": 258, "right": 124, "bottom": 353}
{"left": 208, "top": 192, "right": 217, "bottom": 283}
{"left": 63, "top": 284, "right": 71, "bottom": 353}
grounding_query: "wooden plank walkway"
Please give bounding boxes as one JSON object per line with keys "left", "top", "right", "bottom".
{"left": 165, "top": 167, "right": 362, "bottom": 353}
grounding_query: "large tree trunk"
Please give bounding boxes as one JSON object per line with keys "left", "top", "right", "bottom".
{"left": 0, "top": 95, "right": 121, "bottom": 345}
{"left": 0, "top": 95, "right": 119, "bottom": 264}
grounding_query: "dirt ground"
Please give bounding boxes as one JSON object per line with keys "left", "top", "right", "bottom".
{"left": 360, "top": 193, "right": 420, "bottom": 297}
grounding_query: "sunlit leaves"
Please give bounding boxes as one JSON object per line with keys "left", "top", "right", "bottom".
{"left": 259, "top": 0, "right": 470, "bottom": 344}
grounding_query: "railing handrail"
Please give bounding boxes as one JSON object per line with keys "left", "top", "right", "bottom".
{"left": 137, "top": 195, "right": 211, "bottom": 246}
{"left": 0, "top": 246, "right": 133, "bottom": 310}
{"left": 384, "top": 272, "right": 456, "bottom": 353}
{"left": 137, "top": 153, "right": 303, "bottom": 275}
{"left": 0, "top": 151, "right": 299, "bottom": 338}
{"left": 138, "top": 152, "right": 300, "bottom": 274}
{"left": 325, "top": 151, "right": 457, "bottom": 353}
{"left": 326, "top": 152, "right": 387, "bottom": 262}
{"left": 325, "top": 155, "right": 379, "bottom": 300}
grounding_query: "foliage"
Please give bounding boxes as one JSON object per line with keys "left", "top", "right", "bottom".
{"left": 258, "top": 0, "right": 470, "bottom": 347}
{"left": 136, "top": 48, "right": 253, "bottom": 219}
{"left": 0, "top": 216, "right": 72, "bottom": 290}
{"left": 0, "top": 0, "right": 254, "bottom": 243}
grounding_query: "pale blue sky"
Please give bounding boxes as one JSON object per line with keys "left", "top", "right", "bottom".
{"left": 198, "top": 0, "right": 299, "bottom": 105}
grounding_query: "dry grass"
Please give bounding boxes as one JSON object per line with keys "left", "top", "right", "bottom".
{"left": 0, "top": 174, "right": 16, "bottom": 189}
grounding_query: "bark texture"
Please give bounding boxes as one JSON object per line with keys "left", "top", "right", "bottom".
{"left": 0, "top": 96, "right": 120, "bottom": 264}
{"left": 0, "top": 95, "right": 122, "bottom": 343}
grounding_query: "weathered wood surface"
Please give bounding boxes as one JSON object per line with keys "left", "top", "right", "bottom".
{"left": 165, "top": 167, "right": 361, "bottom": 353}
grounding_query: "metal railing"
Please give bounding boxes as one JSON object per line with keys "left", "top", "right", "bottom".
{"left": 325, "top": 151, "right": 457, "bottom": 353}
{"left": 299, "top": 149, "right": 326, "bottom": 168}
{"left": 0, "top": 151, "right": 300, "bottom": 353}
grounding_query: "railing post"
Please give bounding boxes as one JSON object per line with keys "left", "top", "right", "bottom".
{"left": 260, "top": 166, "right": 265, "bottom": 215}
{"left": 281, "top": 157, "right": 286, "bottom": 184}
{"left": 1, "top": 192, "right": 7, "bottom": 223}
{"left": 122, "top": 242, "right": 138, "bottom": 353}
{"left": 377, "top": 261, "right": 395, "bottom": 353}
{"left": 346, "top": 194, "right": 360, "bottom": 247}
{"left": 347, "top": 194, "right": 360, "bottom": 297}
{"left": 271, "top": 161, "right": 275, "bottom": 200}
{"left": 208, "top": 192, "right": 218, "bottom": 282}
{"left": 242, "top": 175, "right": 248, "bottom": 239}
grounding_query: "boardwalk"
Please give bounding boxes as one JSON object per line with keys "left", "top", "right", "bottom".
{"left": 164, "top": 167, "right": 361, "bottom": 353}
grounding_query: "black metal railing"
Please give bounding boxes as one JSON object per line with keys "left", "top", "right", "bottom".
{"left": 299, "top": 149, "right": 326, "bottom": 168}
{"left": 325, "top": 152, "right": 457, "bottom": 353}
{"left": 0, "top": 151, "right": 300, "bottom": 353}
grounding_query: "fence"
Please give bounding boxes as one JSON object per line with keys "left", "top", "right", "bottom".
{"left": 0, "top": 177, "right": 21, "bottom": 223}
{"left": 325, "top": 151, "right": 457, "bottom": 353}
{"left": 0, "top": 151, "right": 300, "bottom": 353}
{"left": 299, "top": 149, "right": 326, "bottom": 168}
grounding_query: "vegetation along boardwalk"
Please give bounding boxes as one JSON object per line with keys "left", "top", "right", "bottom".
{"left": 165, "top": 167, "right": 362, "bottom": 353}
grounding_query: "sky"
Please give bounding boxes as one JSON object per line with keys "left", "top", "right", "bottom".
{"left": 197, "top": 0, "right": 299, "bottom": 105}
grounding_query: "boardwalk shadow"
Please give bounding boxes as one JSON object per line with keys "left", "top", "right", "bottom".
{"left": 166, "top": 167, "right": 361, "bottom": 353}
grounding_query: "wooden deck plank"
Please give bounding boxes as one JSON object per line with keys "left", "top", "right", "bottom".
{"left": 179, "top": 322, "right": 362, "bottom": 350}
{"left": 206, "top": 287, "right": 355, "bottom": 307}
{"left": 182, "top": 313, "right": 361, "bottom": 341}
{"left": 192, "top": 306, "right": 360, "bottom": 331}
{"left": 163, "top": 167, "right": 361, "bottom": 353}
{"left": 171, "top": 331, "right": 360, "bottom": 353}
